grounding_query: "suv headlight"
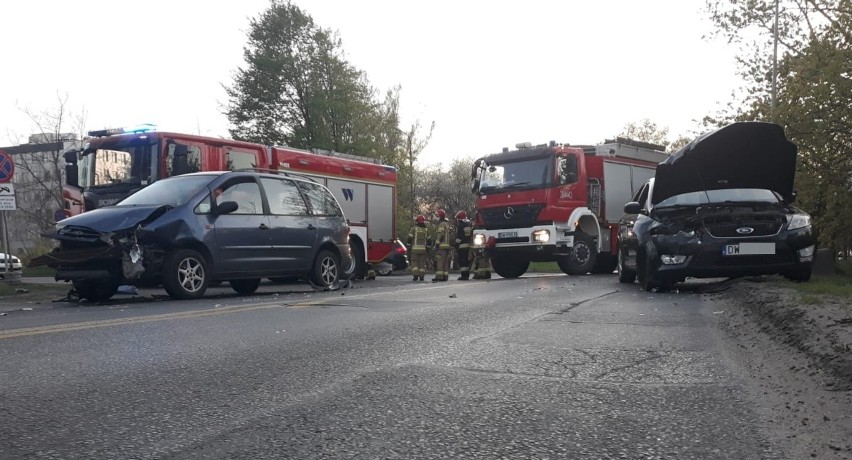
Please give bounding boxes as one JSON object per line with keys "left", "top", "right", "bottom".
{"left": 788, "top": 214, "right": 811, "bottom": 231}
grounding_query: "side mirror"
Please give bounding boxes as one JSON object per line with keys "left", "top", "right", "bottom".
{"left": 789, "top": 190, "right": 797, "bottom": 204}
{"left": 471, "top": 178, "right": 480, "bottom": 193}
{"left": 215, "top": 201, "right": 239, "bottom": 215}
{"left": 623, "top": 202, "right": 642, "bottom": 215}
{"left": 63, "top": 149, "right": 79, "bottom": 164}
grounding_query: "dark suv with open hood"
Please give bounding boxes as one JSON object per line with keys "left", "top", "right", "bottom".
{"left": 617, "top": 122, "right": 815, "bottom": 291}
{"left": 31, "top": 171, "right": 352, "bottom": 301}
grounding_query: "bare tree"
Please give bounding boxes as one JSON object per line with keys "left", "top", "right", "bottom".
{"left": 395, "top": 119, "right": 435, "bottom": 238}
{"left": 9, "top": 93, "right": 87, "bottom": 256}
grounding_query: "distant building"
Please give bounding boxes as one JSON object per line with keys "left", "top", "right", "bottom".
{"left": 0, "top": 133, "right": 82, "bottom": 257}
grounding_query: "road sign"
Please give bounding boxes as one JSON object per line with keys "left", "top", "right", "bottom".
{"left": 0, "top": 150, "right": 13, "bottom": 183}
{"left": 0, "top": 183, "right": 16, "bottom": 210}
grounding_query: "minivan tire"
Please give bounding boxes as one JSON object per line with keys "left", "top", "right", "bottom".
{"left": 162, "top": 249, "right": 209, "bottom": 300}
{"left": 311, "top": 249, "right": 340, "bottom": 288}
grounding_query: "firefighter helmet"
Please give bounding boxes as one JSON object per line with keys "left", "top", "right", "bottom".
{"left": 436, "top": 209, "right": 446, "bottom": 219}
{"left": 415, "top": 214, "right": 426, "bottom": 224}
{"left": 454, "top": 210, "right": 467, "bottom": 220}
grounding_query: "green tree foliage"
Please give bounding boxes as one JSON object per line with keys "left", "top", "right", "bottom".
{"left": 225, "top": 0, "right": 399, "bottom": 161}
{"left": 705, "top": 0, "right": 851, "bottom": 253}
{"left": 617, "top": 119, "right": 692, "bottom": 152}
{"left": 414, "top": 157, "right": 476, "bottom": 220}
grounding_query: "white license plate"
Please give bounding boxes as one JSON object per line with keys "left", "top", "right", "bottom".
{"left": 722, "top": 242, "right": 775, "bottom": 255}
{"left": 498, "top": 231, "right": 517, "bottom": 238}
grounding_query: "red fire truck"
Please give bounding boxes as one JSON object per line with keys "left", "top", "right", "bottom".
{"left": 61, "top": 125, "right": 400, "bottom": 278}
{"left": 469, "top": 138, "right": 668, "bottom": 278}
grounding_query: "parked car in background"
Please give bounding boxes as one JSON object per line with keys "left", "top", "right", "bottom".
{"left": 30, "top": 171, "right": 352, "bottom": 301}
{"left": 0, "top": 253, "right": 23, "bottom": 276}
{"left": 374, "top": 239, "right": 409, "bottom": 276}
{"left": 617, "top": 122, "right": 815, "bottom": 291}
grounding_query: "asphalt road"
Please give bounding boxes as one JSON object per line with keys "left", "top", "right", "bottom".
{"left": 1, "top": 274, "right": 789, "bottom": 459}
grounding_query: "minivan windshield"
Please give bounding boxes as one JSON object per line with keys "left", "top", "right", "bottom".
{"left": 118, "top": 175, "right": 218, "bottom": 207}
{"left": 655, "top": 188, "right": 781, "bottom": 209}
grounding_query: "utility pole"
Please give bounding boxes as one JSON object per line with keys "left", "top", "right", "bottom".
{"left": 771, "top": 0, "right": 779, "bottom": 122}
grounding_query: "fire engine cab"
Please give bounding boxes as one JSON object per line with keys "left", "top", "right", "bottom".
{"left": 61, "top": 125, "right": 400, "bottom": 278}
{"left": 470, "top": 138, "right": 668, "bottom": 278}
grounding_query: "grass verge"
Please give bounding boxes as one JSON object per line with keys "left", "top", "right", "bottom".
{"left": 528, "top": 262, "right": 560, "bottom": 273}
{"left": 0, "top": 282, "right": 70, "bottom": 307}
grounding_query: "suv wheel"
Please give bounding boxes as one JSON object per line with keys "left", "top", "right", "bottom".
{"left": 162, "top": 249, "right": 209, "bottom": 300}
{"left": 617, "top": 250, "right": 636, "bottom": 283}
{"left": 311, "top": 250, "right": 340, "bottom": 288}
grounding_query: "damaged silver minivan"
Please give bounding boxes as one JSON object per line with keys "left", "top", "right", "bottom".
{"left": 617, "top": 122, "right": 815, "bottom": 291}
{"left": 31, "top": 171, "right": 352, "bottom": 301}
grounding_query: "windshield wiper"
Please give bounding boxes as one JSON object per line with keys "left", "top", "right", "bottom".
{"left": 505, "top": 181, "right": 533, "bottom": 188}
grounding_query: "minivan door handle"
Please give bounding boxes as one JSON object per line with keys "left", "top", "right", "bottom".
{"left": 258, "top": 223, "right": 269, "bottom": 230}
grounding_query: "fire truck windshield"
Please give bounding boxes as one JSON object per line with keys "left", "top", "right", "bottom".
{"left": 477, "top": 157, "right": 552, "bottom": 194}
{"left": 79, "top": 140, "right": 159, "bottom": 188}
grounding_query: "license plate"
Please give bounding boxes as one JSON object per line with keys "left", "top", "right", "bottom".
{"left": 498, "top": 231, "right": 517, "bottom": 238}
{"left": 722, "top": 242, "right": 775, "bottom": 255}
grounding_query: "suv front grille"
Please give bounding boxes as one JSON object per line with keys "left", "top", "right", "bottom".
{"left": 702, "top": 214, "right": 784, "bottom": 238}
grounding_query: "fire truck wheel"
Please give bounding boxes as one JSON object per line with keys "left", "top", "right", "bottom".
{"left": 162, "top": 249, "right": 209, "bottom": 300}
{"left": 72, "top": 279, "right": 120, "bottom": 302}
{"left": 491, "top": 256, "right": 529, "bottom": 278}
{"left": 230, "top": 278, "right": 261, "bottom": 295}
{"left": 558, "top": 232, "right": 597, "bottom": 275}
{"left": 349, "top": 243, "right": 368, "bottom": 279}
{"left": 311, "top": 249, "right": 341, "bottom": 288}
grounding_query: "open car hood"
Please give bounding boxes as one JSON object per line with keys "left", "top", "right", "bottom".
{"left": 651, "top": 122, "right": 797, "bottom": 205}
{"left": 57, "top": 205, "right": 171, "bottom": 233}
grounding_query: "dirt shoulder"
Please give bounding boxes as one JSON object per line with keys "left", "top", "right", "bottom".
{"left": 713, "top": 278, "right": 852, "bottom": 459}
{"left": 0, "top": 281, "right": 72, "bottom": 313}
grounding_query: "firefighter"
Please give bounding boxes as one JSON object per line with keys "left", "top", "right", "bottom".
{"left": 406, "top": 214, "right": 430, "bottom": 281}
{"left": 472, "top": 235, "right": 494, "bottom": 279}
{"left": 453, "top": 210, "right": 473, "bottom": 280}
{"left": 432, "top": 209, "right": 452, "bottom": 282}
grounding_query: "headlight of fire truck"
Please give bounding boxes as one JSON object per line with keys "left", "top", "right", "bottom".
{"left": 532, "top": 229, "right": 550, "bottom": 243}
{"left": 473, "top": 233, "right": 486, "bottom": 246}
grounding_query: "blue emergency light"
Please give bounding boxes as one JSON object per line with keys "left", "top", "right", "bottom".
{"left": 88, "top": 123, "right": 156, "bottom": 137}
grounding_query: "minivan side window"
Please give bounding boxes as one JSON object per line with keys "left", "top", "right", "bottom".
{"left": 297, "top": 181, "right": 343, "bottom": 216}
{"left": 260, "top": 178, "right": 309, "bottom": 215}
{"left": 216, "top": 181, "right": 263, "bottom": 215}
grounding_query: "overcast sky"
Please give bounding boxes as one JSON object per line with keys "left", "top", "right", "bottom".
{"left": 1, "top": 0, "right": 743, "bottom": 165}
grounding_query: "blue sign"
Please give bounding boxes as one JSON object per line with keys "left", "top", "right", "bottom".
{"left": 0, "top": 151, "right": 13, "bottom": 183}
